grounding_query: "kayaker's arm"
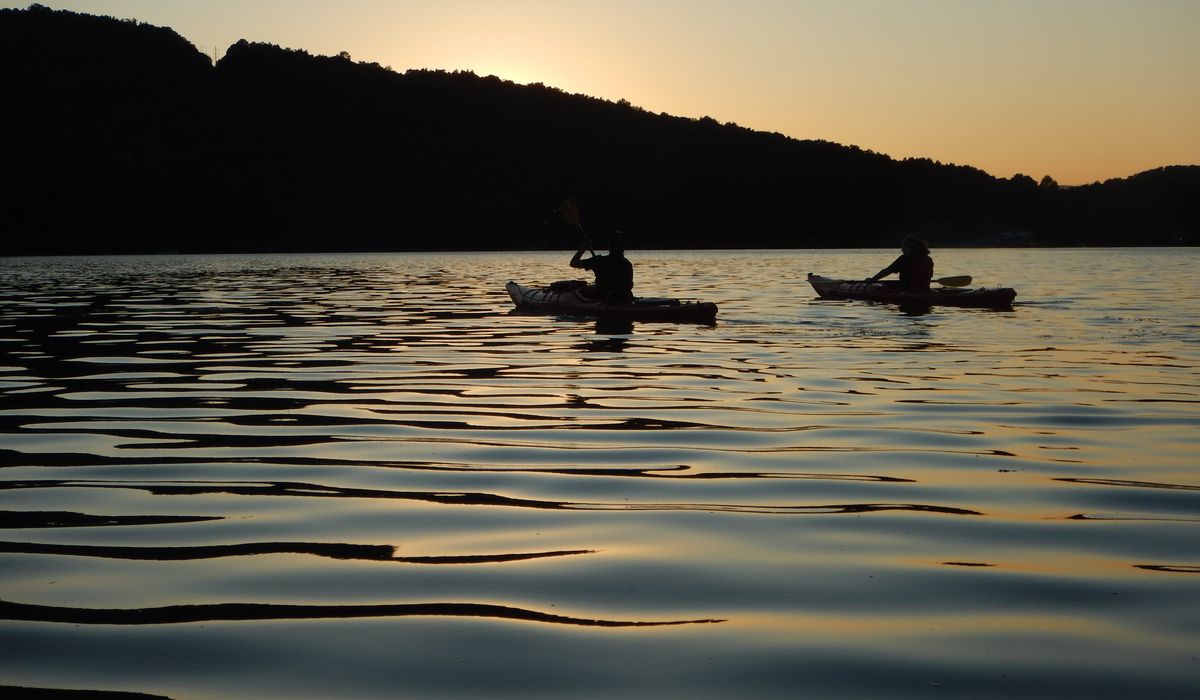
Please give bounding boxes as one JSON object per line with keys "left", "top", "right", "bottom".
{"left": 570, "top": 248, "right": 594, "bottom": 269}
{"left": 866, "top": 255, "right": 904, "bottom": 283}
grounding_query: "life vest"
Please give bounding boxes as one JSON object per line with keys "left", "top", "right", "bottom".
{"left": 900, "top": 254, "right": 934, "bottom": 292}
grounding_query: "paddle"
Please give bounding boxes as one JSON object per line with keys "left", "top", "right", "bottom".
{"left": 558, "top": 196, "right": 594, "bottom": 255}
{"left": 935, "top": 275, "right": 972, "bottom": 287}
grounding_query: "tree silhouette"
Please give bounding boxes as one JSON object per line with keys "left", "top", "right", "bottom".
{"left": 1, "top": 5, "right": 1196, "bottom": 255}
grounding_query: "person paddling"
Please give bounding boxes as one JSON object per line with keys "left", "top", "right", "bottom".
{"left": 866, "top": 235, "right": 934, "bottom": 293}
{"left": 570, "top": 230, "right": 634, "bottom": 303}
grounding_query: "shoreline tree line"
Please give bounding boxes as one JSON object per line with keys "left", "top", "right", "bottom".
{"left": 2, "top": 5, "right": 1196, "bottom": 255}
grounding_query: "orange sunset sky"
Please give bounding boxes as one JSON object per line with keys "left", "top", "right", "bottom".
{"left": 14, "top": 0, "right": 1200, "bottom": 185}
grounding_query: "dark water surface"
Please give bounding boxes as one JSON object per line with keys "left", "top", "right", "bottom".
{"left": 1, "top": 249, "right": 1197, "bottom": 698}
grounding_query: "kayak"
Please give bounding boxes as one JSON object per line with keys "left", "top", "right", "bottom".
{"left": 807, "top": 273, "right": 1016, "bottom": 309}
{"left": 506, "top": 281, "right": 718, "bottom": 323}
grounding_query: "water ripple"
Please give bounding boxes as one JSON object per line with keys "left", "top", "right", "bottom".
{"left": 0, "top": 600, "right": 722, "bottom": 627}
{"left": 2, "top": 250, "right": 1198, "bottom": 698}
{"left": 1, "top": 479, "right": 978, "bottom": 516}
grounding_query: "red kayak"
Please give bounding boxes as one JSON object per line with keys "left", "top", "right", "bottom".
{"left": 807, "top": 273, "right": 1016, "bottom": 309}
{"left": 506, "top": 281, "right": 718, "bottom": 323}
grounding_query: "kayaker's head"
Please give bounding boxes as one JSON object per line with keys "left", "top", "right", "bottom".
{"left": 901, "top": 235, "right": 929, "bottom": 256}
{"left": 609, "top": 230, "right": 626, "bottom": 256}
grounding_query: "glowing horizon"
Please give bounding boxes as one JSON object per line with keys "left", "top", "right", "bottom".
{"left": 12, "top": 0, "right": 1199, "bottom": 184}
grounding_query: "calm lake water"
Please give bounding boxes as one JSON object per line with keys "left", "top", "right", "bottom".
{"left": 1, "top": 249, "right": 1197, "bottom": 699}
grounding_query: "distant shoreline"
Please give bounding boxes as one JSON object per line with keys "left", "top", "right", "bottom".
{"left": 5, "top": 244, "right": 1198, "bottom": 260}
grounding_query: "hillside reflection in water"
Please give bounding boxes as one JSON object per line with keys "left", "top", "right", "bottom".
{"left": 1, "top": 249, "right": 1197, "bottom": 699}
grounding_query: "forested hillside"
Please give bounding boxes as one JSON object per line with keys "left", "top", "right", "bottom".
{"left": 3, "top": 5, "right": 1196, "bottom": 254}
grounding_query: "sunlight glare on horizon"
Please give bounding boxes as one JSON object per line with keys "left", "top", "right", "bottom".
{"left": 14, "top": 0, "right": 1200, "bottom": 184}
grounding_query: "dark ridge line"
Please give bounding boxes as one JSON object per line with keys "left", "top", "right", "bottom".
{"left": 942, "top": 561, "right": 995, "bottom": 567}
{"left": 0, "top": 540, "right": 595, "bottom": 565}
{"left": 0, "top": 480, "right": 981, "bottom": 516}
{"left": 0, "top": 600, "right": 724, "bottom": 628}
{"left": 1133, "top": 564, "right": 1200, "bottom": 574}
{"left": 0, "top": 511, "right": 221, "bottom": 529}
{"left": 0, "top": 685, "right": 172, "bottom": 699}
{"left": 1054, "top": 477, "right": 1200, "bottom": 491}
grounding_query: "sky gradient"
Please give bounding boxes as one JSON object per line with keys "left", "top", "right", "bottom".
{"left": 15, "top": 0, "right": 1200, "bottom": 184}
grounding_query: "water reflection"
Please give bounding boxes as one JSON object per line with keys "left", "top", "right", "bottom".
{"left": 0, "top": 600, "right": 723, "bottom": 627}
{"left": 593, "top": 318, "right": 635, "bottom": 337}
{"left": 1, "top": 479, "right": 982, "bottom": 516}
{"left": 0, "top": 540, "right": 594, "bottom": 565}
{"left": 0, "top": 511, "right": 220, "bottom": 528}
{"left": 1134, "top": 565, "right": 1200, "bottom": 574}
{"left": 1, "top": 250, "right": 1198, "bottom": 699}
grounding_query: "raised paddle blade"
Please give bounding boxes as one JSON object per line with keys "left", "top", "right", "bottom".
{"left": 936, "top": 275, "right": 972, "bottom": 287}
{"left": 559, "top": 196, "right": 594, "bottom": 254}
{"left": 559, "top": 197, "right": 582, "bottom": 230}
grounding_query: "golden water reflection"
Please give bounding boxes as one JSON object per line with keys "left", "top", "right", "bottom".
{"left": 1, "top": 249, "right": 1197, "bottom": 698}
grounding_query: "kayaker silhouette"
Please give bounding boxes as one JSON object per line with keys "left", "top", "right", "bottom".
{"left": 866, "top": 235, "right": 934, "bottom": 293}
{"left": 570, "top": 230, "right": 634, "bottom": 303}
